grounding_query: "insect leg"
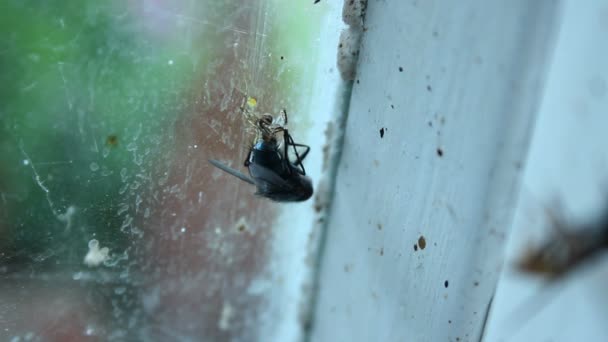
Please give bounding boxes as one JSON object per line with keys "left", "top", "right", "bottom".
{"left": 244, "top": 148, "right": 252, "bottom": 167}
{"left": 284, "top": 130, "right": 307, "bottom": 175}
{"left": 283, "top": 129, "right": 294, "bottom": 175}
{"left": 290, "top": 143, "right": 310, "bottom": 164}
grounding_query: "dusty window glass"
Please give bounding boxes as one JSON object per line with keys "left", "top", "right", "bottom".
{"left": 0, "top": 1, "right": 338, "bottom": 340}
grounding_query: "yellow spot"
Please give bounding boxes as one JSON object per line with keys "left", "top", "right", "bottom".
{"left": 247, "top": 96, "right": 257, "bottom": 108}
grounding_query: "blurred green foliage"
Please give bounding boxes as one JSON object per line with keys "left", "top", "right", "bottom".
{"left": 0, "top": 0, "right": 210, "bottom": 270}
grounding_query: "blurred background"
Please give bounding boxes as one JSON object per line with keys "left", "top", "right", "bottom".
{"left": 1, "top": 0, "right": 607, "bottom": 341}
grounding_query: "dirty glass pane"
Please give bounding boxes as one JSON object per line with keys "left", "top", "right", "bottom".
{"left": 1, "top": 1, "right": 338, "bottom": 340}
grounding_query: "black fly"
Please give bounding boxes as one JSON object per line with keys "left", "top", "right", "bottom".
{"left": 209, "top": 98, "right": 313, "bottom": 202}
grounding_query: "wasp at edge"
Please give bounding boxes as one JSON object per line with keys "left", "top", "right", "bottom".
{"left": 208, "top": 97, "right": 313, "bottom": 202}
{"left": 516, "top": 207, "right": 608, "bottom": 279}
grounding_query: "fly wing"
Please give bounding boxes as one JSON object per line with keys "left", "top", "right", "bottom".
{"left": 208, "top": 159, "right": 255, "bottom": 185}
{"left": 247, "top": 162, "right": 295, "bottom": 194}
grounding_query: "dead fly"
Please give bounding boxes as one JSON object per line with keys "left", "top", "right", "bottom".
{"left": 208, "top": 96, "right": 313, "bottom": 202}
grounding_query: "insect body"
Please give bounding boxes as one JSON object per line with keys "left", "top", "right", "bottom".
{"left": 209, "top": 98, "right": 313, "bottom": 202}
{"left": 517, "top": 207, "right": 608, "bottom": 279}
{"left": 502, "top": 205, "right": 608, "bottom": 338}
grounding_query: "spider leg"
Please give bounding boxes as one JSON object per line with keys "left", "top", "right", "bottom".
{"left": 272, "top": 126, "right": 285, "bottom": 134}
{"left": 281, "top": 109, "right": 288, "bottom": 125}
